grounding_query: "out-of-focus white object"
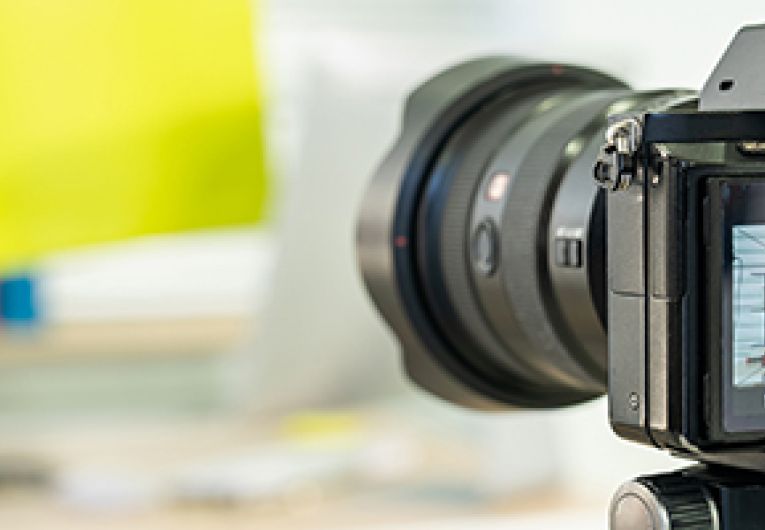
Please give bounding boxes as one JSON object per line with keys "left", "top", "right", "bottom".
{"left": 56, "top": 467, "right": 164, "bottom": 514}
{"left": 40, "top": 229, "right": 274, "bottom": 322}
{"left": 174, "top": 446, "right": 355, "bottom": 504}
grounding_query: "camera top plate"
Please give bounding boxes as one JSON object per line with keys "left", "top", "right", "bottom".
{"left": 701, "top": 24, "right": 765, "bottom": 111}
{"left": 642, "top": 111, "right": 765, "bottom": 144}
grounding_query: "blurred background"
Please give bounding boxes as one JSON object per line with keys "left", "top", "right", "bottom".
{"left": 0, "top": 1, "right": 761, "bottom": 529}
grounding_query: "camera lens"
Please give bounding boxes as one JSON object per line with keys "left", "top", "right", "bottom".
{"left": 357, "top": 59, "right": 692, "bottom": 408}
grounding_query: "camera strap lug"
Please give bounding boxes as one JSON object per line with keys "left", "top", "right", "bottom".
{"left": 594, "top": 116, "right": 644, "bottom": 191}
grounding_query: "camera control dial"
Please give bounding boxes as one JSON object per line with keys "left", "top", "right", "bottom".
{"left": 610, "top": 472, "right": 718, "bottom": 530}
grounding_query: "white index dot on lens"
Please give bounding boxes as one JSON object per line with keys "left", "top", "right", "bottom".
{"left": 486, "top": 173, "right": 511, "bottom": 201}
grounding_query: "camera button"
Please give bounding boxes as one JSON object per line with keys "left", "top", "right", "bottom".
{"left": 568, "top": 239, "right": 582, "bottom": 268}
{"left": 471, "top": 219, "right": 499, "bottom": 276}
{"left": 554, "top": 237, "right": 583, "bottom": 268}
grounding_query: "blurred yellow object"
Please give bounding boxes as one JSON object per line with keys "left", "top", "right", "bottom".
{"left": 281, "top": 412, "right": 364, "bottom": 443}
{"left": 0, "top": 1, "right": 268, "bottom": 271}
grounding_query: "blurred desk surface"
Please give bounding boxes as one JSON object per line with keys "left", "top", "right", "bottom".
{"left": 0, "top": 317, "right": 247, "bottom": 363}
{"left": 0, "top": 417, "right": 606, "bottom": 530}
{"left": 0, "top": 489, "right": 603, "bottom": 530}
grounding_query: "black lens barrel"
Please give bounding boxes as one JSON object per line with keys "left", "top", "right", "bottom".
{"left": 358, "top": 58, "right": 691, "bottom": 408}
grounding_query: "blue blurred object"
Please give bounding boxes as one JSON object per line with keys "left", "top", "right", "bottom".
{"left": 0, "top": 273, "right": 40, "bottom": 326}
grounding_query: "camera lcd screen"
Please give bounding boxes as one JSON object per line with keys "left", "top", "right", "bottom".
{"left": 717, "top": 179, "right": 765, "bottom": 433}
{"left": 732, "top": 224, "right": 765, "bottom": 388}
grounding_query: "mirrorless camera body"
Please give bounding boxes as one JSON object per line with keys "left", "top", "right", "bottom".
{"left": 600, "top": 26, "right": 765, "bottom": 470}
{"left": 357, "top": 24, "right": 765, "bottom": 520}
{"left": 603, "top": 91, "right": 765, "bottom": 467}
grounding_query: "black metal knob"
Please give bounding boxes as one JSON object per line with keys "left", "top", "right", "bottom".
{"left": 610, "top": 472, "right": 718, "bottom": 530}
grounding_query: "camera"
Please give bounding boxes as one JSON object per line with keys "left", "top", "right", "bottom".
{"left": 357, "top": 24, "right": 765, "bottom": 529}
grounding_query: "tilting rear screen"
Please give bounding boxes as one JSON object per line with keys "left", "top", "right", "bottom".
{"left": 732, "top": 224, "right": 765, "bottom": 388}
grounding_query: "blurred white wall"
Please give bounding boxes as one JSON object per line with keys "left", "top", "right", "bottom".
{"left": 238, "top": 0, "right": 765, "bottom": 498}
